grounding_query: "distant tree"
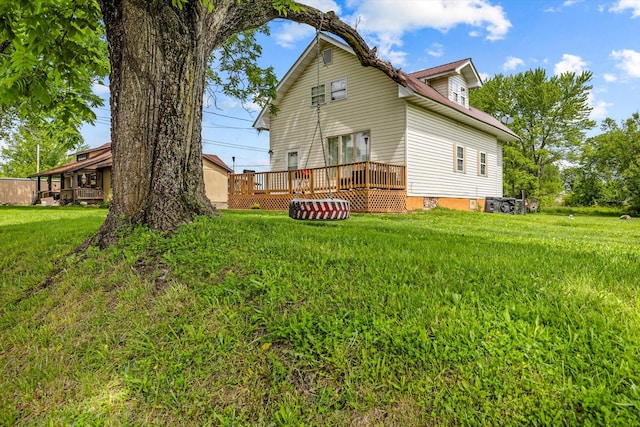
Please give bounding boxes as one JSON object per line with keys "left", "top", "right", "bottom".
{"left": 0, "top": 123, "right": 87, "bottom": 178}
{"left": 470, "top": 68, "right": 595, "bottom": 197}
{"left": 568, "top": 114, "right": 640, "bottom": 211}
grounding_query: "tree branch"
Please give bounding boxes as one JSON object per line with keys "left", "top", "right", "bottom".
{"left": 220, "top": 1, "right": 406, "bottom": 86}
{"left": 286, "top": 7, "right": 407, "bottom": 86}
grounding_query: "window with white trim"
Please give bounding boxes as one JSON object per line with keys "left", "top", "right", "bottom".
{"left": 311, "top": 84, "right": 325, "bottom": 105}
{"left": 328, "top": 131, "right": 370, "bottom": 165}
{"left": 455, "top": 145, "right": 465, "bottom": 173}
{"left": 478, "top": 151, "right": 487, "bottom": 176}
{"left": 451, "top": 81, "right": 468, "bottom": 107}
{"left": 330, "top": 78, "right": 347, "bottom": 101}
{"left": 287, "top": 150, "right": 299, "bottom": 170}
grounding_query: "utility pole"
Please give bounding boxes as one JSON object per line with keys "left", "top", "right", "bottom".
{"left": 36, "top": 144, "right": 40, "bottom": 173}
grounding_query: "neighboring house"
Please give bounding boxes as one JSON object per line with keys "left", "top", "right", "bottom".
{"left": 230, "top": 34, "right": 518, "bottom": 212}
{"left": 31, "top": 144, "right": 233, "bottom": 208}
{"left": 202, "top": 154, "right": 233, "bottom": 209}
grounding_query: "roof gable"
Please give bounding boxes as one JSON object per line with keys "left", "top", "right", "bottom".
{"left": 253, "top": 34, "right": 354, "bottom": 130}
{"left": 203, "top": 154, "right": 232, "bottom": 172}
{"left": 254, "top": 34, "right": 516, "bottom": 141}
{"left": 409, "top": 58, "right": 482, "bottom": 89}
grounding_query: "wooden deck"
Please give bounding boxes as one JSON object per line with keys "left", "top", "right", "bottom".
{"left": 228, "top": 161, "right": 407, "bottom": 213}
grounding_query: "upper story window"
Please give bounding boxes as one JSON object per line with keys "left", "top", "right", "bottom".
{"left": 76, "top": 153, "right": 88, "bottom": 161}
{"left": 311, "top": 84, "right": 325, "bottom": 105}
{"left": 331, "top": 78, "right": 347, "bottom": 101}
{"left": 451, "top": 81, "right": 468, "bottom": 108}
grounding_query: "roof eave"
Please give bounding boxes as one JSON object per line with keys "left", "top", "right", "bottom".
{"left": 398, "top": 85, "right": 519, "bottom": 142}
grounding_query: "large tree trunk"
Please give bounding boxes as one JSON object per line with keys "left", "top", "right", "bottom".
{"left": 94, "top": 0, "right": 405, "bottom": 247}
{"left": 96, "top": 1, "right": 217, "bottom": 247}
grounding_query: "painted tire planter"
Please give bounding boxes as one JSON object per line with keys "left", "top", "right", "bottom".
{"left": 289, "top": 198, "right": 350, "bottom": 221}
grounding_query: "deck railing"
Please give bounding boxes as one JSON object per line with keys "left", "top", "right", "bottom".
{"left": 229, "top": 161, "right": 405, "bottom": 196}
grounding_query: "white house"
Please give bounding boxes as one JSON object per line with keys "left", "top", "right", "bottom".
{"left": 231, "top": 33, "right": 518, "bottom": 212}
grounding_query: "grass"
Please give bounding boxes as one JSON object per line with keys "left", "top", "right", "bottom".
{"left": 1, "top": 206, "right": 639, "bottom": 425}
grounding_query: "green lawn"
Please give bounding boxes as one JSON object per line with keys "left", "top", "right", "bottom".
{"left": 1, "top": 207, "right": 639, "bottom": 425}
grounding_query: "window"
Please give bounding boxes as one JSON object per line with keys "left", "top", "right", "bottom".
{"left": 327, "top": 131, "right": 370, "bottom": 165}
{"left": 356, "top": 132, "right": 369, "bottom": 162}
{"left": 311, "top": 84, "right": 325, "bottom": 105}
{"left": 331, "top": 78, "right": 347, "bottom": 101}
{"left": 455, "top": 145, "right": 465, "bottom": 173}
{"left": 479, "top": 152, "right": 487, "bottom": 176}
{"left": 76, "top": 153, "right": 88, "bottom": 161}
{"left": 328, "top": 137, "right": 339, "bottom": 166}
{"left": 451, "top": 81, "right": 467, "bottom": 107}
{"left": 287, "top": 150, "right": 299, "bottom": 170}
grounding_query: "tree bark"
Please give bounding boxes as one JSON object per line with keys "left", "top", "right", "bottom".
{"left": 94, "top": 0, "right": 405, "bottom": 247}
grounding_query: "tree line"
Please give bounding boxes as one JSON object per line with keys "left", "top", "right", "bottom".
{"left": 470, "top": 69, "right": 638, "bottom": 212}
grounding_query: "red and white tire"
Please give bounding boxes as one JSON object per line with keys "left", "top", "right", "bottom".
{"left": 289, "top": 198, "right": 350, "bottom": 221}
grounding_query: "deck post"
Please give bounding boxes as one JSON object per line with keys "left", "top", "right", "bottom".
{"left": 365, "top": 161, "right": 370, "bottom": 189}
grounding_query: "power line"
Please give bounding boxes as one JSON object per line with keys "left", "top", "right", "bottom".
{"left": 202, "top": 110, "right": 255, "bottom": 122}
{"left": 201, "top": 123, "right": 256, "bottom": 131}
{"left": 202, "top": 138, "right": 268, "bottom": 153}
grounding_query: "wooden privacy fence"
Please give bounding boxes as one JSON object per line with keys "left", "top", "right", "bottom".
{"left": 228, "top": 161, "right": 407, "bottom": 213}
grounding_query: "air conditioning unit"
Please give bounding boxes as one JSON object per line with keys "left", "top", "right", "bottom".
{"left": 485, "top": 197, "right": 516, "bottom": 214}
{"left": 484, "top": 197, "right": 500, "bottom": 213}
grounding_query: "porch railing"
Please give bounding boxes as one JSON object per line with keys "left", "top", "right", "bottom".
{"left": 74, "top": 188, "right": 103, "bottom": 200}
{"left": 229, "top": 161, "right": 405, "bottom": 196}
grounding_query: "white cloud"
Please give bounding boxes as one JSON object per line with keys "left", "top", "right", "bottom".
{"left": 479, "top": 72, "right": 491, "bottom": 83}
{"left": 275, "top": 22, "right": 316, "bottom": 49}
{"left": 545, "top": 0, "right": 583, "bottom": 13}
{"left": 588, "top": 92, "right": 613, "bottom": 120}
{"left": 554, "top": 54, "right": 587, "bottom": 75}
{"left": 603, "top": 73, "right": 617, "bottom": 82}
{"left": 342, "top": 0, "right": 511, "bottom": 64}
{"left": 427, "top": 43, "right": 444, "bottom": 58}
{"left": 275, "top": 0, "right": 511, "bottom": 65}
{"left": 611, "top": 49, "right": 640, "bottom": 78}
{"left": 503, "top": 56, "right": 524, "bottom": 71}
{"left": 609, "top": 0, "right": 640, "bottom": 18}
{"left": 355, "top": 0, "right": 511, "bottom": 39}
{"left": 92, "top": 82, "right": 110, "bottom": 95}
{"left": 275, "top": 0, "right": 342, "bottom": 48}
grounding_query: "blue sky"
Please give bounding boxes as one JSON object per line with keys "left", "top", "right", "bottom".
{"left": 82, "top": 0, "right": 640, "bottom": 172}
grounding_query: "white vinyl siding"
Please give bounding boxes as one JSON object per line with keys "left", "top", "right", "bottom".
{"left": 428, "top": 77, "right": 449, "bottom": 98}
{"left": 406, "top": 104, "right": 502, "bottom": 198}
{"left": 269, "top": 43, "right": 405, "bottom": 171}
